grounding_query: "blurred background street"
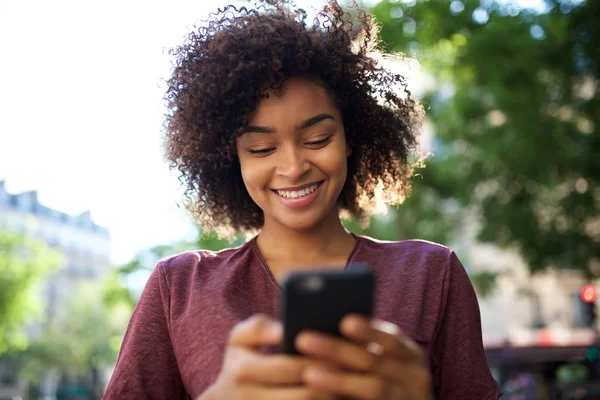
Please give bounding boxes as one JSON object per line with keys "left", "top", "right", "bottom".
{"left": 0, "top": 0, "right": 597, "bottom": 398}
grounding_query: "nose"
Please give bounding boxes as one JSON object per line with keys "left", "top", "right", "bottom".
{"left": 275, "top": 144, "right": 310, "bottom": 181}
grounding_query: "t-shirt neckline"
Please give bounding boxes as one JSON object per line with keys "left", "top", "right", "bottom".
{"left": 250, "top": 232, "right": 364, "bottom": 291}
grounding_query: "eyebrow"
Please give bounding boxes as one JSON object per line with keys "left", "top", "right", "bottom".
{"left": 240, "top": 113, "right": 335, "bottom": 134}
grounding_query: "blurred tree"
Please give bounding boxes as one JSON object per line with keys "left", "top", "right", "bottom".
{"left": 106, "top": 0, "right": 599, "bottom": 301}
{"left": 12, "top": 282, "right": 130, "bottom": 399}
{"left": 370, "top": 0, "right": 599, "bottom": 276}
{"left": 0, "top": 230, "right": 61, "bottom": 354}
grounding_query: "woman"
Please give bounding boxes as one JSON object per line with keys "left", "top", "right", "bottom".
{"left": 104, "top": 1, "right": 501, "bottom": 399}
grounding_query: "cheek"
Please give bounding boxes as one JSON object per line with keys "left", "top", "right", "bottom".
{"left": 239, "top": 160, "right": 256, "bottom": 189}
{"left": 314, "top": 145, "right": 348, "bottom": 179}
{"left": 239, "top": 158, "right": 270, "bottom": 194}
{"left": 239, "top": 162, "right": 265, "bottom": 208}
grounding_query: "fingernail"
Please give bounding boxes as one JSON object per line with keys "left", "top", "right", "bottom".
{"left": 271, "top": 323, "right": 283, "bottom": 337}
{"left": 341, "top": 315, "right": 362, "bottom": 333}
{"left": 297, "top": 332, "right": 318, "bottom": 350}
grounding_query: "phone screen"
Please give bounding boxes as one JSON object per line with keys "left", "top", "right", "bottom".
{"left": 280, "top": 265, "right": 374, "bottom": 354}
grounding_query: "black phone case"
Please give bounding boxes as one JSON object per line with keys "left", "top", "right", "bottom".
{"left": 280, "top": 265, "right": 374, "bottom": 355}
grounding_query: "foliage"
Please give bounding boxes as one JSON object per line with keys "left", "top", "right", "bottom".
{"left": 0, "top": 229, "right": 61, "bottom": 354}
{"left": 0, "top": 280, "right": 131, "bottom": 400}
{"left": 17, "top": 282, "right": 129, "bottom": 380}
{"left": 469, "top": 270, "right": 502, "bottom": 298}
{"left": 370, "top": 0, "right": 599, "bottom": 276}
{"left": 107, "top": 0, "right": 600, "bottom": 306}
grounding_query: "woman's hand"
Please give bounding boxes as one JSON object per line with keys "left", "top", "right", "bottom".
{"left": 201, "top": 314, "right": 338, "bottom": 400}
{"left": 295, "top": 314, "right": 431, "bottom": 400}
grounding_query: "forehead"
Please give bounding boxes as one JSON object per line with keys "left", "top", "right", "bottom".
{"left": 248, "top": 77, "right": 339, "bottom": 125}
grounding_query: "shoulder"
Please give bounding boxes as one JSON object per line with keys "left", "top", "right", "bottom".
{"left": 358, "top": 235, "right": 450, "bottom": 253}
{"left": 159, "top": 240, "right": 252, "bottom": 268}
{"left": 353, "top": 234, "right": 464, "bottom": 298}
{"left": 155, "top": 241, "right": 254, "bottom": 285}
{"left": 353, "top": 235, "right": 471, "bottom": 299}
{"left": 355, "top": 234, "right": 455, "bottom": 272}
{"left": 353, "top": 236, "right": 469, "bottom": 341}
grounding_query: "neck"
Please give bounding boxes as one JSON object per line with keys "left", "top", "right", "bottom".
{"left": 257, "top": 208, "right": 356, "bottom": 271}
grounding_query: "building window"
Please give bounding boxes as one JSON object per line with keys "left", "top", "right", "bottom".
{"left": 529, "top": 295, "right": 545, "bottom": 329}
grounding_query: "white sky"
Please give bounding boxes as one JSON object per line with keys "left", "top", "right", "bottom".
{"left": 0, "top": 0, "right": 350, "bottom": 264}
{"left": 0, "top": 0, "right": 549, "bottom": 265}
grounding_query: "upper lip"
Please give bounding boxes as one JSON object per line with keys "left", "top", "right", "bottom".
{"left": 272, "top": 181, "right": 323, "bottom": 191}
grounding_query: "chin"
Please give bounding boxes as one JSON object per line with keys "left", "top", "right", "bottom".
{"left": 283, "top": 220, "right": 321, "bottom": 232}
{"left": 273, "top": 209, "right": 333, "bottom": 232}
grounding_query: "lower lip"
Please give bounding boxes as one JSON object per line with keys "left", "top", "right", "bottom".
{"left": 274, "top": 183, "right": 323, "bottom": 209}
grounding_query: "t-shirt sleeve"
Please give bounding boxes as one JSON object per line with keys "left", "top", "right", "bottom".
{"left": 103, "top": 262, "right": 190, "bottom": 399}
{"left": 430, "top": 251, "right": 501, "bottom": 400}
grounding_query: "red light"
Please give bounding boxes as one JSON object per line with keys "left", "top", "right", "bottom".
{"left": 581, "top": 285, "right": 597, "bottom": 303}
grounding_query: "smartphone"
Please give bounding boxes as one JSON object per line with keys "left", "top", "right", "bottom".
{"left": 280, "top": 265, "right": 374, "bottom": 355}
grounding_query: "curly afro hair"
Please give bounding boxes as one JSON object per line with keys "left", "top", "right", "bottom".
{"left": 164, "top": 0, "right": 423, "bottom": 234}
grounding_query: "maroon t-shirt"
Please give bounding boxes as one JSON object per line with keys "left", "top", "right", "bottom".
{"left": 104, "top": 235, "right": 501, "bottom": 399}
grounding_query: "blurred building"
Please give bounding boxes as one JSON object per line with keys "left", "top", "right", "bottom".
{"left": 456, "top": 221, "right": 599, "bottom": 398}
{"left": 470, "top": 246, "right": 596, "bottom": 349}
{"left": 0, "top": 180, "right": 111, "bottom": 328}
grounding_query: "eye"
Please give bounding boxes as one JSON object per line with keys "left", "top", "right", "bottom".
{"left": 305, "top": 135, "right": 332, "bottom": 147}
{"left": 248, "top": 147, "right": 275, "bottom": 156}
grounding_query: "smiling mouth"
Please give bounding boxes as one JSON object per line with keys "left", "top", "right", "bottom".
{"left": 273, "top": 181, "right": 323, "bottom": 199}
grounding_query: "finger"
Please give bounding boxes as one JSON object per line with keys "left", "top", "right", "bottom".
{"left": 296, "top": 330, "right": 429, "bottom": 385}
{"left": 341, "top": 315, "right": 424, "bottom": 363}
{"left": 296, "top": 330, "right": 377, "bottom": 372}
{"left": 241, "top": 385, "right": 338, "bottom": 400}
{"left": 303, "top": 368, "right": 428, "bottom": 400}
{"left": 229, "top": 314, "right": 283, "bottom": 348}
{"left": 303, "top": 367, "right": 389, "bottom": 400}
{"left": 354, "top": 353, "right": 429, "bottom": 385}
{"left": 234, "top": 354, "right": 333, "bottom": 385}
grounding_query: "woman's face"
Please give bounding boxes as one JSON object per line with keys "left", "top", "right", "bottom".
{"left": 236, "top": 77, "right": 351, "bottom": 232}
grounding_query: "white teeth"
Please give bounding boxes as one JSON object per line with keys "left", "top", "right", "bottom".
{"left": 277, "top": 183, "right": 319, "bottom": 199}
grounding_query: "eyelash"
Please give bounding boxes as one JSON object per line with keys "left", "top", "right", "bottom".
{"left": 307, "top": 136, "right": 332, "bottom": 146}
{"left": 247, "top": 135, "right": 332, "bottom": 155}
{"left": 248, "top": 148, "right": 274, "bottom": 155}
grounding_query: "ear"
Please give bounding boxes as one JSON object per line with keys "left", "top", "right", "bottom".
{"left": 346, "top": 142, "right": 353, "bottom": 157}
